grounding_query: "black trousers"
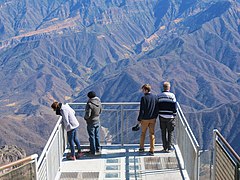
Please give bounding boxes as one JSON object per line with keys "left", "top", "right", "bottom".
{"left": 159, "top": 116, "right": 175, "bottom": 150}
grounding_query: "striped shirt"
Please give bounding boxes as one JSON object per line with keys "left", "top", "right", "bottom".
{"left": 158, "top": 91, "right": 177, "bottom": 119}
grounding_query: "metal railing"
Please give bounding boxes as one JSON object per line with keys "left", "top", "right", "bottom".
{"left": 69, "top": 102, "right": 142, "bottom": 145}
{"left": 199, "top": 149, "right": 212, "bottom": 180}
{"left": 212, "top": 129, "right": 240, "bottom": 180}
{"left": 37, "top": 117, "right": 67, "bottom": 180}
{"left": 176, "top": 102, "right": 200, "bottom": 180}
{"left": 1, "top": 102, "right": 199, "bottom": 180}
{"left": 0, "top": 154, "right": 38, "bottom": 180}
{"left": 3, "top": 103, "right": 240, "bottom": 180}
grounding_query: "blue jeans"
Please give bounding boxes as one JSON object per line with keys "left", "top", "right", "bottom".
{"left": 67, "top": 128, "right": 81, "bottom": 156}
{"left": 87, "top": 123, "right": 100, "bottom": 153}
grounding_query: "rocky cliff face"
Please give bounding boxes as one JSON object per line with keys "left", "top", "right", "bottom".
{"left": 0, "top": 0, "right": 239, "bottom": 155}
{"left": 0, "top": 145, "right": 26, "bottom": 166}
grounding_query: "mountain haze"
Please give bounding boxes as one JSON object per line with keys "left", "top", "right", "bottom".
{"left": 0, "top": 0, "right": 239, "bottom": 155}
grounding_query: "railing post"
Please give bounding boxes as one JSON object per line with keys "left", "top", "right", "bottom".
{"left": 32, "top": 154, "right": 38, "bottom": 180}
{"left": 121, "top": 104, "right": 124, "bottom": 146}
{"left": 58, "top": 125, "right": 61, "bottom": 167}
{"left": 196, "top": 147, "right": 200, "bottom": 180}
{"left": 117, "top": 110, "right": 119, "bottom": 143}
{"left": 236, "top": 164, "right": 240, "bottom": 180}
{"left": 212, "top": 129, "right": 217, "bottom": 180}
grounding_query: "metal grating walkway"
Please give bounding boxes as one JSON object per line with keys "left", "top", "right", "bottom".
{"left": 58, "top": 145, "right": 188, "bottom": 180}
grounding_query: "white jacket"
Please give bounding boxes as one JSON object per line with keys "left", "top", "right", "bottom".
{"left": 60, "top": 104, "right": 79, "bottom": 131}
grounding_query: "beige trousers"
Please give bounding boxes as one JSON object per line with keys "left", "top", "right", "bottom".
{"left": 139, "top": 118, "right": 156, "bottom": 152}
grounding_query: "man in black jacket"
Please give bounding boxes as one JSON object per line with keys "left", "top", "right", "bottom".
{"left": 138, "top": 84, "right": 159, "bottom": 155}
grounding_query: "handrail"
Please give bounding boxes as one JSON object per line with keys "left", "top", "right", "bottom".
{"left": 0, "top": 154, "right": 38, "bottom": 180}
{"left": 177, "top": 102, "right": 199, "bottom": 148}
{"left": 0, "top": 154, "right": 38, "bottom": 171}
{"left": 70, "top": 102, "right": 140, "bottom": 105}
{"left": 176, "top": 102, "right": 200, "bottom": 180}
{"left": 37, "top": 115, "right": 67, "bottom": 180}
{"left": 212, "top": 129, "right": 240, "bottom": 180}
{"left": 214, "top": 129, "right": 240, "bottom": 161}
{"left": 37, "top": 116, "right": 63, "bottom": 167}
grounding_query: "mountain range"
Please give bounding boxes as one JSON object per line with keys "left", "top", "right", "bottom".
{"left": 0, "top": 0, "right": 239, "bottom": 155}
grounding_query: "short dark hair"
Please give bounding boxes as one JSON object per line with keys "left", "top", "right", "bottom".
{"left": 87, "top": 91, "right": 96, "bottom": 98}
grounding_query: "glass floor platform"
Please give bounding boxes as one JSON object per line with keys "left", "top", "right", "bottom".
{"left": 57, "top": 144, "right": 188, "bottom": 180}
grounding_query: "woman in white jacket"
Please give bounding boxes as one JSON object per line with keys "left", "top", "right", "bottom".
{"left": 51, "top": 102, "right": 83, "bottom": 160}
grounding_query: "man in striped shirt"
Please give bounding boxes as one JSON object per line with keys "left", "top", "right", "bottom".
{"left": 158, "top": 82, "right": 177, "bottom": 152}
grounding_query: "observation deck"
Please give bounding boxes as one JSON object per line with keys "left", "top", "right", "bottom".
{"left": 0, "top": 102, "right": 239, "bottom": 180}
{"left": 58, "top": 144, "right": 186, "bottom": 180}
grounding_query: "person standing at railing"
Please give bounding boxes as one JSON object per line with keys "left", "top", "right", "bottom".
{"left": 51, "top": 102, "right": 83, "bottom": 160}
{"left": 158, "top": 81, "right": 177, "bottom": 153}
{"left": 84, "top": 91, "right": 102, "bottom": 155}
{"left": 137, "top": 84, "right": 159, "bottom": 156}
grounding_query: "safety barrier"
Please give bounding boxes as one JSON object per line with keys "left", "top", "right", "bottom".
{"left": 176, "top": 102, "right": 200, "bottom": 180}
{"left": 0, "top": 154, "right": 38, "bottom": 180}
{"left": 69, "top": 102, "right": 141, "bottom": 145}
{"left": 37, "top": 117, "right": 67, "bottom": 180}
{"left": 0, "top": 102, "right": 201, "bottom": 179}
{"left": 212, "top": 129, "right": 240, "bottom": 180}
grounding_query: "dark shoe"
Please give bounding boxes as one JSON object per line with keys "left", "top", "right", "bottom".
{"left": 96, "top": 150, "right": 101, "bottom": 155}
{"left": 96, "top": 149, "right": 101, "bottom": 153}
{"left": 85, "top": 151, "right": 95, "bottom": 155}
{"left": 160, "top": 149, "right": 169, "bottom": 153}
{"left": 148, "top": 151, "right": 154, "bottom": 156}
{"left": 168, "top": 146, "right": 175, "bottom": 152}
{"left": 66, "top": 153, "right": 71, "bottom": 158}
{"left": 67, "top": 155, "right": 76, "bottom": 160}
{"left": 139, "top": 148, "right": 145, "bottom": 153}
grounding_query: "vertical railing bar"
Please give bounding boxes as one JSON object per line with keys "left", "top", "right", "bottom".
{"left": 196, "top": 148, "right": 200, "bottom": 180}
{"left": 121, "top": 104, "right": 124, "bottom": 146}
{"left": 126, "top": 109, "right": 129, "bottom": 144}
{"left": 33, "top": 154, "right": 38, "bottom": 180}
{"left": 185, "top": 126, "right": 197, "bottom": 179}
{"left": 99, "top": 116, "right": 102, "bottom": 145}
{"left": 58, "top": 125, "right": 62, "bottom": 171}
{"left": 237, "top": 164, "right": 240, "bottom": 180}
{"left": 210, "top": 149, "right": 213, "bottom": 180}
{"left": 45, "top": 150, "right": 49, "bottom": 180}
{"left": 117, "top": 110, "right": 119, "bottom": 143}
{"left": 212, "top": 130, "right": 217, "bottom": 180}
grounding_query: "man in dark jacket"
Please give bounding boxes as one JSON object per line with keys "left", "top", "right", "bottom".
{"left": 84, "top": 91, "right": 102, "bottom": 155}
{"left": 138, "top": 84, "right": 159, "bottom": 155}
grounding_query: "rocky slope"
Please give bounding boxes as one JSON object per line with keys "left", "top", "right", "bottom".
{"left": 0, "top": 145, "right": 26, "bottom": 166}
